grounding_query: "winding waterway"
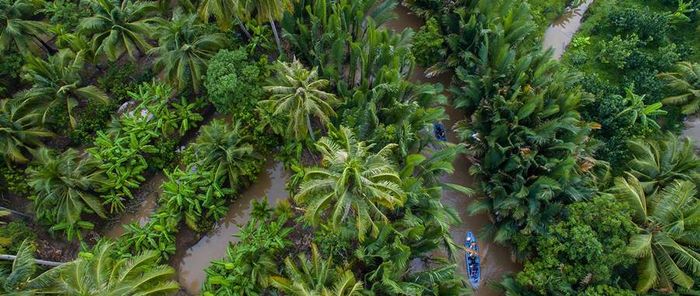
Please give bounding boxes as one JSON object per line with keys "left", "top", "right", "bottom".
{"left": 387, "top": 6, "right": 522, "bottom": 296}
{"left": 172, "top": 160, "right": 290, "bottom": 295}
{"left": 102, "top": 3, "right": 597, "bottom": 295}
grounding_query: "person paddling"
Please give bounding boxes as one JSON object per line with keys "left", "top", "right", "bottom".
{"left": 466, "top": 237, "right": 478, "bottom": 255}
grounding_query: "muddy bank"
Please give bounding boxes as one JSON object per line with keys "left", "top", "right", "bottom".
{"left": 543, "top": 0, "right": 594, "bottom": 59}
{"left": 387, "top": 7, "right": 521, "bottom": 296}
{"left": 172, "top": 160, "right": 290, "bottom": 295}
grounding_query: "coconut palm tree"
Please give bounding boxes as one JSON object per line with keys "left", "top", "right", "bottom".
{"left": 261, "top": 60, "right": 338, "bottom": 142}
{"left": 149, "top": 10, "right": 226, "bottom": 93}
{"left": 0, "top": 99, "right": 53, "bottom": 163}
{"left": 270, "top": 244, "right": 365, "bottom": 296}
{"left": 295, "top": 126, "right": 405, "bottom": 241}
{"left": 197, "top": 0, "right": 251, "bottom": 38}
{"left": 659, "top": 62, "right": 700, "bottom": 115}
{"left": 79, "top": 0, "right": 159, "bottom": 61}
{"left": 16, "top": 49, "right": 109, "bottom": 128}
{"left": 0, "top": 239, "right": 63, "bottom": 294}
{"left": 233, "top": 0, "right": 292, "bottom": 55}
{"left": 626, "top": 133, "right": 700, "bottom": 192}
{"left": 0, "top": 0, "right": 50, "bottom": 54}
{"left": 28, "top": 148, "right": 107, "bottom": 240}
{"left": 192, "top": 119, "right": 260, "bottom": 188}
{"left": 54, "top": 241, "right": 179, "bottom": 295}
{"left": 614, "top": 174, "right": 700, "bottom": 293}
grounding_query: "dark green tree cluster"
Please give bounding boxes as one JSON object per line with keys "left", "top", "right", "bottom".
{"left": 562, "top": 0, "right": 700, "bottom": 168}
{"left": 405, "top": 0, "right": 700, "bottom": 294}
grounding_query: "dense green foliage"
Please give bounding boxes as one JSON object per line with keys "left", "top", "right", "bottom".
{"left": 28, "top": 148, "right": 106, "bottom": 240}
{"left": 53, "top": 241, "right": 179, "bottom": 295}
{"left": 205, "top": 48, "right": 268, "bottom": 115}
{"left": 515, "top": 195, "right": 636, "bottom": 294}
{"left": 1, "top": 0, "right": 700, "bottom": 295}
{"left": 405, "top": 0, "right": 700, "bottom": 294}
{"left": 562, "top": 0, "right": 700, "bottom": 166}
{"left": 203, "top": 209, "right": 292, "bottom": 295}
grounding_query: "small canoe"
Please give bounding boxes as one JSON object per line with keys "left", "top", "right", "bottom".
{"left": 465, "top": 231, "right": 481, "bottom": 288}
{"left": 433, "top": 123, "right": 447, "bottom": 141}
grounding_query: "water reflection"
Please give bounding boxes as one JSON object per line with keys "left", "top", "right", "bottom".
{"left": 543, "top": 0, "right": 594, "bottom": 60}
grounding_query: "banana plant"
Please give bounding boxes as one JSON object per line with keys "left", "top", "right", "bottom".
{"left": 171, "top": 96, "right": 204, "bottom": 136}
{"left": 89, "top": 131, "right": 155, "bottom": 213}
{"left": 118, "top": 211, "right": 179, "bottom": 261}
{"left": 50, "top": 220, "right": 94, "bottom": 241}
{"left": 161, "top": 165, "right": 232, "bottom": 231}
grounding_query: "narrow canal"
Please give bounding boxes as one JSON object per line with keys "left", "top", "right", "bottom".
{"left": 386, "top": 6, "right": 522, "bottom": 296}
{"left": 103, "top": 3, "right": 597, "bottom": 294}
{"left": 172, "top": 160, "right": 290, "bottom": 295}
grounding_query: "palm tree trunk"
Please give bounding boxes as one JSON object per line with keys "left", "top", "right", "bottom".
{"left": 0, "top": 254, "right": 63, "bottom": 267}
{"left": 235, "top": 15, "right": 252, "bottom": 40}
{"left": 31, "top": 34, "right": 56, "bottom": 54}
{"left": 0, "top": 206, "right": 32, "bottom": 220}
{"left": 269, "top": 14, "right": 284, "bottom": 57}
{"left": 306, "top": 114, "right": 315, "bottom": 142}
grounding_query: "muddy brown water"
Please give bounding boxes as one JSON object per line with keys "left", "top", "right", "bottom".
{"left": 682, "top": 117, "right": 700, "bottom": 150}
{"left": 387, "top": 7, "right": 521, "bottom": 296}
{"left": 103, "top": 172, "right": 165, "bottom": 239}
{"left": 172, "top": 160, "right": 290, "bottom": 295}
{"left": 543, "top": 0, "right": 594, "bottom": 59}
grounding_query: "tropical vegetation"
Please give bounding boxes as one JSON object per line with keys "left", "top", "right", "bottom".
{"left": 1, "top": 0, "right": 699, "bottom": 295}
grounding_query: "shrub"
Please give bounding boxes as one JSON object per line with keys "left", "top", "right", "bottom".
{"left": 0, "top": 163, "right": 30, "bottom": 196}
{"left": 96, "top": 62, "right": 147, "bottom": 102}
{"left": 514, "top": 195, "right": 636, "bottom": 295}
{"left": 608, "top": 8, "right": 671, "bottom": 43}
{"left": 205, "top": 49, "right": 268, "bottom": 117}
{"left": 0, "top": 221, "right": 35, "bottom": 254}
{"left": 412, "top": 18, "right": 445, "bottom": 67}
{"left": 42, "top": 0, "right": 91, "bottom": 30}
{"left": 0, "top": 51, "right": 23, "bottom": 97}
{"left": 598, "top": 34, "right": 639, "bottom": 69}
{"left": 403, "top": 0, "right": 445, "bottom": 17}
{"left": 202, "top": 214, "right": 291, "bottom": 295}
{"left": 68, "top": 101, "right": 116, "bottom": 146}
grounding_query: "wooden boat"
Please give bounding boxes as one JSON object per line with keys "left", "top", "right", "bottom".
{"left": 465, "top": 231, "right": 481, "bottom": 288}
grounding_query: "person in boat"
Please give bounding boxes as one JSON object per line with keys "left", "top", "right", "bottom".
{"left": 434, "top": 123, "right": 446, "bottom": 141}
